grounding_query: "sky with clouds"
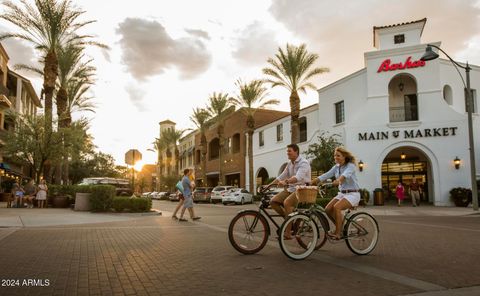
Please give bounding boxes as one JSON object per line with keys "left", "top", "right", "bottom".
{"left": 1, "top": 0, "right": 480, "bottom": 165}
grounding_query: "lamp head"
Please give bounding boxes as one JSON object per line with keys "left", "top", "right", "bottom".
{"left": 420, "top": 45, "right": 439, "bottom": 61}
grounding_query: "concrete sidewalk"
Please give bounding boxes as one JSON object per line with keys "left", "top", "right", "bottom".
{"left": 0, "top": 202, "right": 161, "bottom": 227}
{"left": 0, "top": 201, "right": 476, "bottom": 228}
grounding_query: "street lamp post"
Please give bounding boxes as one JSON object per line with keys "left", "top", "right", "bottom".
{"left": 421, "top": 44, "right": 478, "bottom": 211}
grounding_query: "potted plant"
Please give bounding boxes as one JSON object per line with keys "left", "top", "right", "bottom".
{"left": 449, "top": 187, "right": 472, "bottom": 207}
{"left": 49, "top": 185, "right": 70, "bottom": 208}
{"left": 359, "top": 188, "right": 370, "bottom": 206}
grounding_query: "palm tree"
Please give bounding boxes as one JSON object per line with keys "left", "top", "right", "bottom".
{"left": 207, "top": 92, "right": 233, "bottom": 186}
{"left": 263, "top": 43, "right": 329, "bottom": 144}
{"left": 230, "top": 79, "right": 279, "bottom": 193}
{"left": 190, "top": 108, "right": 212, "bottom": 186}
{"left": 0, "top": 0, "right": 106, "bottom": 132}
{"left": 162, "top": 128, "right": 185, "bottom": 177}
{"left": 54, "top": 44, "right": 96, "bottom": 183}
{"left": 153, "top": 137, "right": 168, "bottom": 191}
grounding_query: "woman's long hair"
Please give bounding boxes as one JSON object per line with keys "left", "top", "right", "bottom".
{"left": 335, "top": 146, "right": 357, "bottom": 165}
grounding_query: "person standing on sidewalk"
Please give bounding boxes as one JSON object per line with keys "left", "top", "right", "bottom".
{"left": 395, "top": 181, "right": 405, "bottom": 206}
{"left": 179, "top": 169, "right": 201, "bottom": 222}
{"left": 409, "top": 178, "right": 422, "bottom": 207}
{"left": 36, "top": 180, "right": 48, "bottom": 208}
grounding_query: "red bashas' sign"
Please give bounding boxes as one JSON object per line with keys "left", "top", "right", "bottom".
{"left": 377, "top": 56, "right": 426, "bottom": 73}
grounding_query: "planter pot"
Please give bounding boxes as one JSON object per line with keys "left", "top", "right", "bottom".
{"left": 52, "top": 196, "right": 69, "bottom": 208}
{"left": 74, "top": 193, "right": 91, "bottom": 211}
{"left": 453, "top": 198, "right": 470, "bottom": 207}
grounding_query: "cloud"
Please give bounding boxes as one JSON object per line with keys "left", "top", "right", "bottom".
{"left": 0, "top": 25, "right": 41, "bottom": 76}
{"left": 116, "top": 18, "right": 212, "bottom": 80}
{"left": 232, "top": 21, "right": 279, "bottom": 66}
{"left": 269, "top": 0, "right": 480, "bottom": 83}
{"left": 125, "top": 83, "right": 148, "bottom": 112}
{"left": 185, "top": 29, "right": 210, "bottom": 40}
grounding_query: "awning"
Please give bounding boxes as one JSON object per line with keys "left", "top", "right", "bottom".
{"left": 0, "top": 163, "right": 11, "bottom": 170}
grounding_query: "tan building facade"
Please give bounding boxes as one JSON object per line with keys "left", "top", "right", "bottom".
{"left": 194, "top": 108, "right": 288, "bottom": 188}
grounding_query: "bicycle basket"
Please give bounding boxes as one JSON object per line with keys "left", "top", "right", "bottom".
{"left": 295, "top": 186, "right": 318, "bottom": 204}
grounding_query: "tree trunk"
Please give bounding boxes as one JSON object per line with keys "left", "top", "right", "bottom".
{"left": 201, "top": 133, "right": 207, "bottom": 186}
{"left": 290, "top": 90, "right": 301, "bottom": 144}
{"left": 175, "top": 147, "right": 180, "bottom": 177}
{"left": 247, "top": 129, "right": 254, "bottom": 194}
{"left": 42, "top": 49, "right": 58, "bottom": 183}
{"left": 218, "top": 124, "right": 224, "bottom": 186}
{"left": 55, "top": 88, "right": 68, "bottom": 184}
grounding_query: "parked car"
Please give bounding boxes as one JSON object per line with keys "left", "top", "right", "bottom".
{"left": 141, "top": 192, "right": 151, "bottom": 198}
{"left": 264, "top": 186, "right": 284, "bottom": 200}
{"left": 222, "top": 188, "right": 253, "bottom": 205}
{"left": 156, "top": 192, "right": 169, "bottom": 200}
{"left": 210, "top": 186, "right": 235, "bottom": 204}
{"left": 193, "top": 187, "right": 213, "bottom": 203}
{"left": 169, "top": 192, "right": 180, "bottom": 201}
{"left": 149, "top": 192, "right": 160, "bottom": 200}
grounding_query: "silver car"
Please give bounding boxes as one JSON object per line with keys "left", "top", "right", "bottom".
{"left": 210, "top": 186, "right": 235, "bottom": 204}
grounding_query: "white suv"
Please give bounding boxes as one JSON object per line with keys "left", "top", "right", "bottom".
{"left": 210, "top": 186, "right": 235, "bottom": 204}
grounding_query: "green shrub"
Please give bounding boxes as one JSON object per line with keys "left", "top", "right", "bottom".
{"left": 89, "top": 185, "right": 116, "bottom": 212}
{"left": 450, "top": 187, "right": 472, "bottom": 207}
{"left": 112, "top": 196, "right": 129, "bottom": 212}
{"left": 316, "top": 198, "right": 332, "bottom": 208}
{"left": 359, "top": 188, "right": 370, "bottom": 205}
{"left": 322, "top": 186, "right": 339, "bottom": 199}
{"left": 112, "top": 196, "right": 152, "bottom": 212}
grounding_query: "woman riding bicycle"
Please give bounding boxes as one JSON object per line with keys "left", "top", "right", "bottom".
{"left": 312, "top": 147, "right": 360, "bottom": 240}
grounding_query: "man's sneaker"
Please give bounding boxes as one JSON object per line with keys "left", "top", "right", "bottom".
{"left": 192, "top": 217, "right": 201, "bottom": 221}
{"left": 179, "top": 218, "right": 188, "bottom": 222}
{"left": 172, "top": 216, "right": 178, "bottom": 220}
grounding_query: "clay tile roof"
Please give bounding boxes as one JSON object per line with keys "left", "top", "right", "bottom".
{"left": 373, "top": 18, "right": 427, "bottom": 48}
{"left": 373, "top": 18, "right": 427, "bottom": 31}
{"left": 159, "top": 119, "right": 176, "bottom": 125}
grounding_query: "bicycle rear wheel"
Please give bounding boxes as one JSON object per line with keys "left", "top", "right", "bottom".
{"left": 279, "top": 213, "right": 318, "bottom": 260}
{"left": 344, "top": 212, "right": 379, "bottom": 255}
{"left": 296, "top": 212, "right": 327, "bottom": 250}
{"left": 228, "top": 210, "right": 269, "bottom": 254}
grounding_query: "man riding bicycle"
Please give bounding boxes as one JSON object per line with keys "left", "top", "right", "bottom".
{"left": 267, "top": 144, "right": 311, "bottom": 238}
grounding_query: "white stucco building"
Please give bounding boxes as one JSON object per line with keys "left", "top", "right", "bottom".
{"left": 249, "top": 19, "right": 480, "bottom": 206}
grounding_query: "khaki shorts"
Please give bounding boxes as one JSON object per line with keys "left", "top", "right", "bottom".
{"left": 270, "top": 190, "right": 298, "bottom": 206}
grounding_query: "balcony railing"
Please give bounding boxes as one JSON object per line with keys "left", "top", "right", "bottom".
{"left": 389, "top": 106, "right": 418, "bottom": 122}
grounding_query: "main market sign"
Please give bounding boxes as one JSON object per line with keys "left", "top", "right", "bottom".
{"left": 358, "top": 127, "right": 458, "bottom": 141}
{"left": 377, "top": 56, "right": 426, "bottom": 73}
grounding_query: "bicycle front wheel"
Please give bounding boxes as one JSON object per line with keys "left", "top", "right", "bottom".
{"left": 344, "top": 212, "right": 379, "bottom": 255}
{"left": 228, "top": 210, "right": 269, "bottom": 255}
{"left": 279, "top": 213, "right": 318, "bottom": 260}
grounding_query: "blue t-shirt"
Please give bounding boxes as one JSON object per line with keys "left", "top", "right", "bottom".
{"left": 182, "top": 176, "right": 192, "bottom": 196}
{"left": 318, "top": 162, "right": 360, "bottom": 191}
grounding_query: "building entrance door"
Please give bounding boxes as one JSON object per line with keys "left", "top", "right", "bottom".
{"left": 381, "top": 161, "right": 428, "bottom": 204}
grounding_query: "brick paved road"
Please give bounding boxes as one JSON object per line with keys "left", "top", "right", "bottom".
{"left": 0, "top": 201, "right": 479, "bottom": 296}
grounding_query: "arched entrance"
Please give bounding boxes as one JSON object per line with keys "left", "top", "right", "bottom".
{"left": 381, "top": 146, "right": 433, "bottom": 204}
{"left": 256, "top": 167, "right": 269, "bottom": 185}
{"left": 388, "top": 74, "right": 418, "bottom": 122}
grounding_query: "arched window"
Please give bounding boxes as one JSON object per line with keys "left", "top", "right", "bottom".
{"left": 443, "top": 85, "right": 453, "bottom": 105}
{"left": 208, "top": 138, "right": 220, "bottom": 160}
{"left": 388, "top": 74, "right": 418, "bottom": 122}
